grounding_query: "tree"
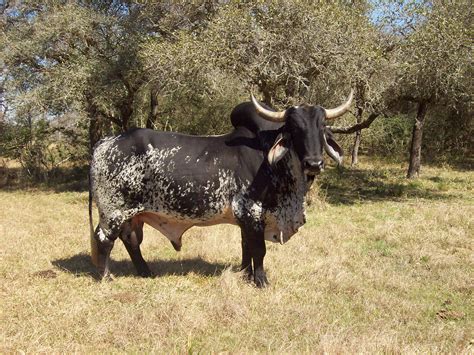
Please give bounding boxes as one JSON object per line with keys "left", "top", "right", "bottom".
{"left": 1, "top": 1, "right": 220, "bottom": 151}
{"left": 199, "top": 1, "right": 400, "bottom": 168}
{"left": 142, "top": 1, "right": 394, "bottom": 145}
{"left": 2, "top": 0, "right": 471, "bottom": 181}
{"left": 396, "top": 1, "right": 472, "bottom": 177}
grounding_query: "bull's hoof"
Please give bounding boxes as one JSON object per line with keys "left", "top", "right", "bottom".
{"left": 254, "top": 270, "right": 269, "bottom": 288}
{"left": 101, "top": 273, "right": 115, "bottom": 282}
{"left": 241, "top": 266, "right": 253, "bottom": 282}
{"left": 242, "top": 271, "right": 253, "bottom": 283}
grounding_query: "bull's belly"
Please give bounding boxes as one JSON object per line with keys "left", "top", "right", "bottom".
{"left": 134, "top": 207, "right": 237, "bottom": 248}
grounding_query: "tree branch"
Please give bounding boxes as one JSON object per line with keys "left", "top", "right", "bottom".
{"left": 328, "top": 113, "right": 380, "bottom": 134}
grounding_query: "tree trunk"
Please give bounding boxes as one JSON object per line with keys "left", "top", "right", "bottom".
{"left": 88, "top": 113, "right": 101, "bottom": 155}
{"left": 118, "top": 95, "right": 134, "bottom": 132}
{"left": 262, "top": 87, "right": 272, "bottom": 106}
{"left": 351, "top": 130, "right": 361, "bottom": 166}
{"left": 351, "top": 83, "right": 364, "bottom": 167}
{"left": 407, "top": 101, "right": 428, "bottom": 178}
{"left": 119, "top": 105, "right": 132, "bottom": 132}
{"left": 85, "top": 95, "right": 103, "bottom": 155}
{"left": 146, "top": 86, "right": 159, "bottom": 129}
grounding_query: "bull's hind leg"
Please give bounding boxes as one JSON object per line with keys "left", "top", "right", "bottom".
{"left": 91, "top": 225, "right": 116, "bottom": 280}
{"left": 119, "top": 218, "right": 152, "bottom": 277}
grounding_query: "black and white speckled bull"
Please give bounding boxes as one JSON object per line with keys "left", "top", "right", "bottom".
{"left": 89, "top": 90, "right": 353, "bottom": 287}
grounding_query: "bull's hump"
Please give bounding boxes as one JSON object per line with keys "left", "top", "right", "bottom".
{"left": 230, "top": 102, "right": 283, "bottom": 134}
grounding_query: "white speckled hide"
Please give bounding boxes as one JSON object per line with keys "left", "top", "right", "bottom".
{"left": 90, "top": 130, "right": 308, "bottom": 248}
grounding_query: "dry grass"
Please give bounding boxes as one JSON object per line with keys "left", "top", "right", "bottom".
{"left": 0, "top": 159, "right": 473, "bottom": 353}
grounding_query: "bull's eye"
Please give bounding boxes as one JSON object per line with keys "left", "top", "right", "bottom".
{"left": 273, "top": 234, "right": 278, "bottom": 240}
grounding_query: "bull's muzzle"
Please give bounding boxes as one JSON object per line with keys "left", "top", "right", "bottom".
{"left": 303, "top": 159, "right": 324, "bottom": 175}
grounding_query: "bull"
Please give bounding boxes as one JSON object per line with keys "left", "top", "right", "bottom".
{"left": 89, "top": 90, "right": 353, "bottom": 287}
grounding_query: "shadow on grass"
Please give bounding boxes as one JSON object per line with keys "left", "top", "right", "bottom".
{"left": 0, "top": 165, "right": 89, "bottom": 192}
{"left": 318, "top": 166, "right": 460, "bottom": 205}
{"left": 52, "top": 253, "right": 231, "bottom": 280}
{"left": 444, "top": 156, "right": 474, "bottom": 171}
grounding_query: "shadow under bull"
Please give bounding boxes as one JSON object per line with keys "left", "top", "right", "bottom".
{"left": 52, "top": 253, "right": 231, "bottom": 279}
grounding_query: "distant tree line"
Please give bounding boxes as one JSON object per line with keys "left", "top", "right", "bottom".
{"left": 0, "top": 0, "right": 472, "bottom": 181}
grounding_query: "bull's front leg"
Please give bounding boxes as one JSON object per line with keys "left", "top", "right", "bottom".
{"left": 250, "top": 232, "right": 268, "bottom": 288}
{"left": 240, "top": 233, "right": 253, "bottom": 281}
{"left": 241, "top": 227, "right": 269, "bottom": 288}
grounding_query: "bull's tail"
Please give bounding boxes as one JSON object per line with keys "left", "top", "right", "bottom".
{"left": 89, "top": 168, "right": 99, "bottom": 267}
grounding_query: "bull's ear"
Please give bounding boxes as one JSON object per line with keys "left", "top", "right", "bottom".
{"left": 268, "top": 133, "right": 289, "bottom": 165}
{"left": 323, "top": 133, "right": 343, "bottom": 165}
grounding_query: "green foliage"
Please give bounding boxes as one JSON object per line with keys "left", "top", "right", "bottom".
{"left": 0, "top": 114, "right": 88, "bottom": 182}
{"left": 422, "top": 103, "right": 473, "bottom": 164}
{"left": 364, "top": 115, "right": 414, "bottom": 158}
{"left": 1, "top": 0, "right": 472, "bottom": 182}
{"left": 397, "top": 1, "right": 472, "bottom": 106}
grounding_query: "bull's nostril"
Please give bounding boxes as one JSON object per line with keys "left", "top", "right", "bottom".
{"left": 305, "top": 160, "right": 324, "bottom": 170}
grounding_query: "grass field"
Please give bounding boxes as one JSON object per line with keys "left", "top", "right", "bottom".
{"left": 0, "top": 159, "right": 472, "bottom": 353}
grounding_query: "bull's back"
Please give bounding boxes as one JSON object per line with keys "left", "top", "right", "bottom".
{"left": 90, "top": 128, "right": 260, "bottom": 221}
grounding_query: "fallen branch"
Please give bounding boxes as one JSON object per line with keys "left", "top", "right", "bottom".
{"left": 328, "top": 113, "right": 380, "bottom": 134}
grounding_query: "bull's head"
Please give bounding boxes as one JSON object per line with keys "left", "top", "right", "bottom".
{"left": 251, "top": 90, "right": 353, "bottom": 175}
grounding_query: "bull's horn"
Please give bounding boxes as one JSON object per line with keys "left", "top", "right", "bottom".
{"left": 324, "top": 89, "right": 354, "bottom": 120}
{"left": 251, "top": 94, "right": 286, "bottom": 122}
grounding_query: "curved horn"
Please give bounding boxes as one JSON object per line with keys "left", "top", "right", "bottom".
{"left": 251, "top": 94, "right": 286, "bottom": 122}
{"left": 324, "top": 89, "right": 354, "bottom": 120}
